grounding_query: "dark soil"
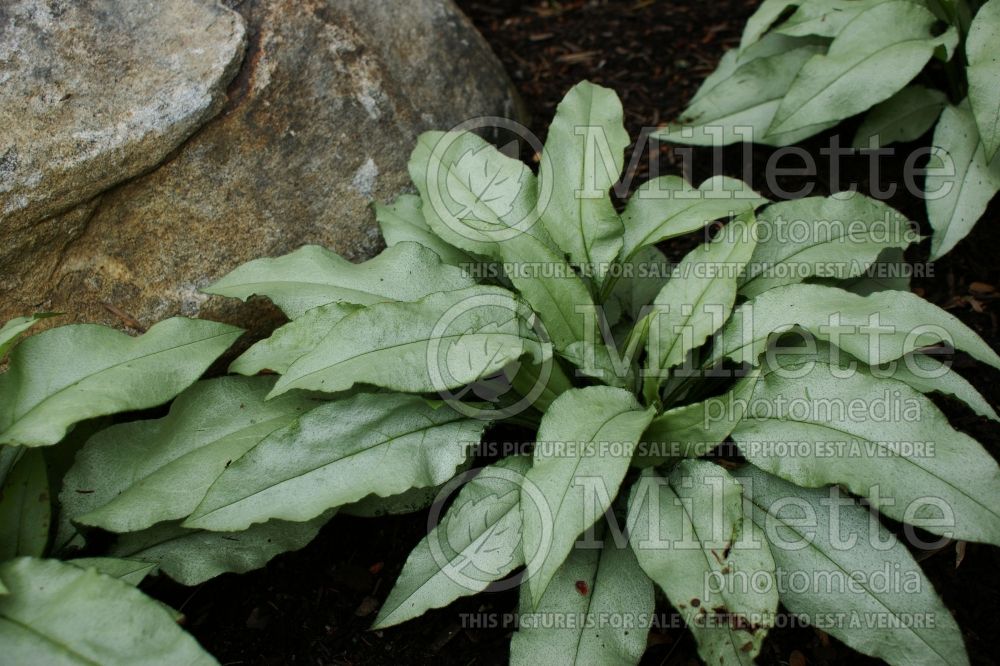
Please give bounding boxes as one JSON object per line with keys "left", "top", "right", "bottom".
{"left": 150, "top": 1, "right": 1000, "bottom": 664}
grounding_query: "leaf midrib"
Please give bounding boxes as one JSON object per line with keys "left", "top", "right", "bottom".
{"left": 82, "top": 412, "right": 300, "bottom": 528}
{"left": 3, "top": 329, "right": 237, "bottom": 437}
{"left": 739, "top": 416, "right": 1000, "bottom": 524}
{"left": 0, "top": 614, "right": 102, "bottom": 665}
{"left": 283, "top": 326, "right": 525, "bottom": 389}
{"left": 210, "top": 280, "right": 397, "bottom": 305}
{"left": 380, "top": 499, "right": 521, "bottom": 624}
{"left": 628, "top": 198, "right": 729, "bottom": 259}
{"left": 668, "top": 478, "right": 750, "bottom": 660}
{"left": 189, "top": 415, "right": 468, "bottom": 524}
{"left": 773, "top": 35, "right": 938, "bottom": 132}
{"left": 745, "top": 494, "right": 957, "bottom": 665}
{"left": 654, "top": 236, "right": 746, "bottom": 371}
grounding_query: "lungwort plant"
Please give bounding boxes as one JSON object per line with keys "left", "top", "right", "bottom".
{"left": 662, "top": 0, "right": 1000, "bottom": 259}
{"left": 2, "top": 81, "right": 999, "bottom": 665}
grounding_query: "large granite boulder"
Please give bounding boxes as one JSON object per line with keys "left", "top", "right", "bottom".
{"left": 1, "top": 0, "right": 246, "bottom": 320}
{"left": 0, "top": 0, "right": 521, "bottom": 332}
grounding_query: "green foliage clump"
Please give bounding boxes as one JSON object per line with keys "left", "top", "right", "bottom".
{"left": 664, "top": 0, "right": 1000, "bottom": 258}
{"left": 1, "top": 80, "right": 998, "bottom": 666}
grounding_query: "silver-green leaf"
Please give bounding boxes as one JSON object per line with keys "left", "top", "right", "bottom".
{"left": 927, "top": 102, "right": 1000, "bottom": 259}
{"left": 732, "top": 361, "right": 1000, "bottom": 545}
{"left": 966, "top": 0, "right": 1000, "bottom": 161}
{"left": 0, "top": 449, "right": 50, "bottom": 559}
{"left": 184, "top": 393, "right": 484, "bottom": 531}
{"left": 646, "top": 216, "right": 757, "bottom": 381}
{"left": 538, "top": 81, "right": 627, "bottom": 280}
{"left": 110, "top": 514, "right": 333, "bottom": 586}
{"left": 376, "top": 193, "right": 477, "bottom": 267}
{"left": 768, "top": 1, "right": 957, "bottom": 136}
{"left": 738, "top": 0, "right": 803, "bottom": 50}
{"left": 204, "top": 242, "right": 475, "bottom": 319}
{"left": 628, "top": 461, "right": 778, "bottom": 664}
{"left": 61, "top": 376, "right": 318, "bottom": 534}
{"left": 229, "top": 302, "right": 359, "bottom": 376}
{"left": 408, "top": 130, "right": 551, "bottom": 257}
{"left": 374, "top": 456, "right": 529, "bottom": 628}
{"left": 621, "top": 176, "right": 766, "bottom": 262}
{"left": 606, "top": 245, "right": 671, "bottom": 324}
{"left": 739, "top": 193, "right": 916, "bottom": 298}
{"left": 713, "top": 283, "right": 1000, "bottom": 370}
{"left": 68, "top": 558, "right": 157, "bottom": 587}
{"left": 767, "top": 340, "right": 998, "bottom": 421}
{"left": 0, "top": 314, "right": 57, "bottom": 361}
{"left": 775, "top": 0, "right": 882, "bottom": 39}
{"left": 0, "top": 557, "right": 216, "bottom": 665}
{"left": 510, "top": 537, "right": 653, "bottom": 666}
{"left": 271, "top": 286, "right": 547, "bottom": 397}
{"left": 638, "top": 368, "right": 761, "bottom": 466}
{"left": 852, "top": 86, "right": 947, "bottom": 149}
{"left": 409, "top": 130, "right": 597, "bottom": 351}
{"left": 658, "top": 42, "right": 833, "bottom": 147}
{"left": 0, "top": 318, "right": 242, "bottom": 448}
{"left": 522, "top": 386, "right": 656, "bottom": 607}
{"left": 813, "top": 246, "right": 912, "bottom": 296}
{"left": 737, "top": 466, "right": 969, "bottom": 666}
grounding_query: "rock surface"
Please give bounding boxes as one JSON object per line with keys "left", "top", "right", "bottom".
{"left": 0, "top": 0, "right": 246, "bottom": 278}
{"left": 0, "top": 0, "right": 521, "bottom": 333}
